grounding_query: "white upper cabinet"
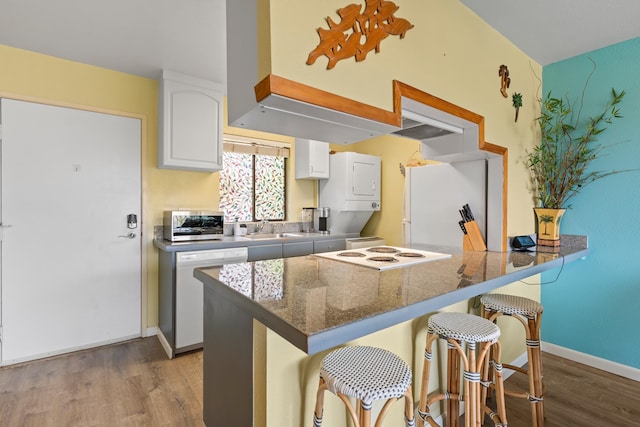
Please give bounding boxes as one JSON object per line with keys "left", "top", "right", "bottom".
{"left": 158, "top": 70, "right": 224, "bottom": 172}
{"left": 295, "top": 138, "right": 330, "bottom": 179}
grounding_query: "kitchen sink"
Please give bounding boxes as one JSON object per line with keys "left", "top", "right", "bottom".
{"left": 242, "top": 233, "right": 304, "bottom": 240}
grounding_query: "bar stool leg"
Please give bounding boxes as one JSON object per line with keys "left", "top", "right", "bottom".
{"left": 360, "top": 400, "right": 371, "bottom": 427}
{"left": 418, "top": 333, "right": 440, "bottom": 427}
{"left": 313, "top": 376, "right": 361, "bottom": 427}
{"left": 464, "top": 341, "right": 476, "bottom": 427}
{"left": 376, "top": 387, "right": 416, "bottom": 427}
{"left": 420, "top": 313, "right": 506, "bottom": 427}
{"left": 475, "top": 342, "right": 490, "bottom": 427}
{"left": 439, "top": 338, "right": 474, "bottom": 427}
{"left": 527, "top": 315, "right": 544, "bottom": 427}
{"left": 404, "top": 388, "right": 417, "bottom": 427}
{"left": 482, "top": 341, "right": 508, "bottom": 426}
{"left": 447, "top": 342, "right": 461, "bottom": 427}
{"left": 481, "top": 298, "right": 544, "bottom": 427}
{"left": 479, "top": 304, "right": 492, "bottom": 408}
{"left": 313, "top": 378, "right": 326, "bottom": 427}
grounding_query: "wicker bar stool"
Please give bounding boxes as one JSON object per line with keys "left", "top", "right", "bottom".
{"left": 480, "top": 294, "right": 544, "bottom": 427}
{"left": 418, "top": 312, "right": 507, "bottom": 427}
{"left": 312, "top": 345, "right": 415, "bottom": 427}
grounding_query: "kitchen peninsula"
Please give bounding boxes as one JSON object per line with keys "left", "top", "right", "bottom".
{"left": 194, "top": 238, "right": 588, "bottom": 426}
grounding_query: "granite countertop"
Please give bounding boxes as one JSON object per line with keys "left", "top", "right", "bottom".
{"left": 194, "top": 238, "right": 589, "bottom": 354}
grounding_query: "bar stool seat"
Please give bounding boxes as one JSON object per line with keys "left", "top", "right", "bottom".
{"left": 313, "top": 345, "right": 415, "bottom": 427}
{"left": 418, "top": 312, "right": 508, "bottom": 427}
{"left": 481, "top": 293, "right": 542, "bottom": 319}
{"left": 481, "top": 294, "right": 544, "bottom": 427}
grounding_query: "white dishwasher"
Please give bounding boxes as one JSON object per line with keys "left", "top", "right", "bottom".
{"left": 175, "top": 247, "right": 248, "bottom": 349}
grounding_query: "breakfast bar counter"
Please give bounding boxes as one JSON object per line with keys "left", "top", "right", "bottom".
{"left": 194, "top": 239, "right": 588, "bottom": 426}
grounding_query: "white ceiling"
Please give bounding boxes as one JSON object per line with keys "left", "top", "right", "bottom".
{"left": 0, "top": 0, "right": 227, "bottom": 83}
{"left": 460, "top": 0, "right": 640, "bottom": 65}
{"left": 1, "top": 0, "right": 639, "bottom": 86}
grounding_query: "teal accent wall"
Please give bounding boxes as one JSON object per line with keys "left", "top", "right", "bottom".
{"left": 541, "top": 37, "right": 640, "bottom": 369}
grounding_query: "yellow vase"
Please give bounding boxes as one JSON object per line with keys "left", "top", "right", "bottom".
{"left": 534, "top": 208, "right": 566, "bottom": 247}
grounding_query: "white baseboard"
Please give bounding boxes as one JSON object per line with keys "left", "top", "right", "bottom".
{"left": 0, "top": 333, "right": 140, "bottom": 366}
{"left": 156, "top": 329, "right": 174, "bottom": 359}
{"left": 542, "top": 341, "right": 640, "bottom": 382}
{"left": 145, "top": 326, "right": 158, "bottom": 337}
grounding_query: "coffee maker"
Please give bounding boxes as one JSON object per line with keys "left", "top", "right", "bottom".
{"left": 301, "top": 207, "right": 314, "bottom": 233}
{"left": 314, "top": 207, "right": 330, "bottom": 234}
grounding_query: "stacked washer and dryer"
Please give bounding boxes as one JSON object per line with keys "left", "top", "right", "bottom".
{"left": 318, "top": 152, "right": 382, "bottom": 238}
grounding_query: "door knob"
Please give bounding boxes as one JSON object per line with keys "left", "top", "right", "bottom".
{"left": 118, "top": 232, "right": 136, "bottom": 239}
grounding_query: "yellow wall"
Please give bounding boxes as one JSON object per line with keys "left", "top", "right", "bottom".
{"left": 257, "top": 1, "right": 544, "bottom": 425}
{"left": 0, "top": 44, "right": 316, "bottom": 330}
{"left": 268, "top": 0, "right": 541, "bottom": 236}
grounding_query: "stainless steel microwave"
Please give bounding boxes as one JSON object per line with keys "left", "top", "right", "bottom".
{"left": 163, "top": 210, "right": 224, "bottom": 242}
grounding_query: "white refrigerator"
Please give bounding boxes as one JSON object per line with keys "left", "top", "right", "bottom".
{"left": 402, "top": 161, "right": 488, "bottom": 248}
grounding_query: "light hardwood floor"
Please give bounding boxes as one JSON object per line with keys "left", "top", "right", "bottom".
{"left": 0, "top": 338, "right": 204, "bottom": 427}
{"left": 498, "top": 352, "right": 640, "bottom": 427}
{"left": 0, "top": 337, "right": 638, "bottom": 426}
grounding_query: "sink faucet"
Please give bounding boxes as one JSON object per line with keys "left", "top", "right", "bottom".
{"left": 256, "top": 218, "right": 269, "bottom": 233}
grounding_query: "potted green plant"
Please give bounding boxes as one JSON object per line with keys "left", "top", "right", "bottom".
{"left": 527, "top": 63, "right": 626, "bottom": 246}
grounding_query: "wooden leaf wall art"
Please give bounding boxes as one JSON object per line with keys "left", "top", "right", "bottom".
{"left": 307, "top": 0, "right": 414, "bottom": 69}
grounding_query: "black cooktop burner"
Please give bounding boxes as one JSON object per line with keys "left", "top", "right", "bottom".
{"left": 337, "top": 251, "right": 367, "bottom": 257}
{"left": 367, "top": 256, "right": 399, "bottom": 263}
{"left": 366, "top": 247, "right": 400, "bottom": 254}
{"left": 397, "top": 252, "right": 426, "bottom": 258}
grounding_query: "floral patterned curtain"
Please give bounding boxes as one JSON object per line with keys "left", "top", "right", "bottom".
{"left": 219, "top": 152, "right": 286, "bottom": 222}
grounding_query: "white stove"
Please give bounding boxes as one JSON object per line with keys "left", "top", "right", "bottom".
{"left": 314, "top": 246, "right": 451, "bottom": 270}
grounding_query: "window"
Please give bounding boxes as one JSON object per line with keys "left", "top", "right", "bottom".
{"left": 219, "top": 136, "right": 289, "bottom": 223}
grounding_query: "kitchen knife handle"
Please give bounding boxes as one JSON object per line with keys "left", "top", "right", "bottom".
{"left": 463, "top": 204, "right": 475, "bottom": 221}
{"left": 458, "top": 220, "right": 467, "bottom": 234}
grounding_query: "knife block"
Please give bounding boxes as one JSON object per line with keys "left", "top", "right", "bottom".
{"left": 462, "top": 220, "right": 487, "bottom": 251}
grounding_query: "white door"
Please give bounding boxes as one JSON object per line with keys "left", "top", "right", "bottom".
{"left": 0, "top": 99, "right": 142, "bottom": 365}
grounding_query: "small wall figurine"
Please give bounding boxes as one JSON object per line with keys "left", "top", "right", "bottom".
{"left": 512, "top": 92, "right": 523, "bottom": 122}
{"left": 499, "top": 65, "right": 510, "bottom": 97}
{"left": 307, "top": 0, "right": 414, "bottom": 69}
